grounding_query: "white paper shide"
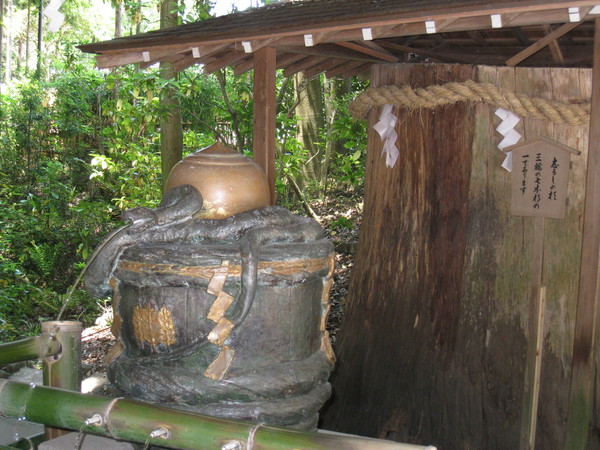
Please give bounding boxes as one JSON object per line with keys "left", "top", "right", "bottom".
{"left": 374, "top": 104, "right": 399, "bottom": 168}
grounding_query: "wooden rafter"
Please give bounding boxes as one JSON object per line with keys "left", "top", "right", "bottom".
{"left": 172, "top": 53, "right": 200, "bottom": 72}
{"left": 79, "top": 0, "right": 599, "bottom": 77}
{"left": 234, "top": 38, "right": 280, "bottom": 54}
{"left": 339, "top": 62, "right": 372, "bottom": 78}
{"left": 277, "top": 44, "right": 381, "bottom": 63}
{"left": 233, "top": 56, "right": 255, "bottom": 76}
{"left": 282, "top": 55, "right": 330, "bottom": 77}
{"left": 468, "top": 30, "right": 489, "bottom": 46}
{"left": 82, "top": 0, "right": 600, "bottom": 56}
{"left": 276, "top": 52, "right": 306, "bottom": 69}
{"left": 304, "top": 58, "right": 346, "bottom": 78}
{"left": 542, "top": 24, "right": 566, "bottom": 64}
{"left": 511, "top": 26, "right": 532, "bottom": 45}
{"left": 203, "top": 50, "right": 247, "bottom": 75}
{"left": 325, "top": 59, "right": 365, "bottom": 78}
{"left": 335, "top": 41, "right": 398, "bottom": 62}
{"left": 376, "top": 40, "right": 472, "bottom": 64}
{"left": 506, "top": 20, "right": 584, "bottom": 66}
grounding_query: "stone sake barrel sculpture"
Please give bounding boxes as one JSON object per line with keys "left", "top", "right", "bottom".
{"left": 85, "top": 144, "right": 335, "bottom": 430}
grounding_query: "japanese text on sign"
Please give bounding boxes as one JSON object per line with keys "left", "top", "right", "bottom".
{"left": 508, "top": 138, "right": 578, "bottom": 219}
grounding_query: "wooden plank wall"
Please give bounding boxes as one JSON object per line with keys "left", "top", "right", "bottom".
{"left": 320, "top": 63, "right": 592, "bottom": 449}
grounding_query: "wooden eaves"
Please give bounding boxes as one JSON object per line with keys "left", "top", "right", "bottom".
{"left": 78, "top": 0, "right": 600, "bottom": 200}
{"left": 80, "top": 0, "right": 600, "bottom": 75}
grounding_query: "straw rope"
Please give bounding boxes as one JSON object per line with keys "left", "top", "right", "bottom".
{"left": 349, "top": 79, "right": 591, "bottom": 125}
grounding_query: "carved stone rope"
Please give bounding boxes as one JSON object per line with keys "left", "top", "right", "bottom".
{"left": 349, "top": 79, "right": 591, "bottom": 125}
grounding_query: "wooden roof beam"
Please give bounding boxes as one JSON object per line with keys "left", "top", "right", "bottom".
{"left": 173, "top": 53, "right": 201, "bottom": 72}
{"left": 337, "top": 62, "right": 372, "bottom": 79}
{"left": 543, "top": 24, "right": 566, "bottom": 64}
{"left": 506, "top": 19, "right": 584, "bottom": 66}
{"left": 325, "top": 60, "right": 367, "bottom": 78}
{"left": 303, "top": 58, "right": 346, "bottom": 78}
{"left": 468, "top": 30, "right": 490, "bottom": 46}
{"left": 95, "top": 50, "right": 168, "bottom": 69}
{"left": 234, "top": 38, "right": 280, "bottom": 54}
{"left": 359, "top": 24, "right": 400, "bottom": 40}
{"left": 140, "top": 51, "right": 201, "bottom": 70}
{"left": 232, "top": 55, "right": 255, "bottom": 75}
{"left": 95, "top": 43, "right": 233, "bottom": 69}
{"left": 276, "top": 52, "right": 306, "bottom": 69}
{"left": 80, "top": 0, "right": 600, "bottom": 56}
{"left": 203, "top": 50, "right": 248, "bottom": 75}
{"left": 376, "top": 40, "right": 473, "bottom": 64}
{"left": 335, "top": 41, "right": 398, "bottom": 63}
{"left": 277, "top": 44, "right": 381, "bottom": 64}
{"left": 511, "top": 26, "right": 532, "bottom": 46}
{"left": 424, "top": 18, "right": 459, "bottom": 34}
{"left": 274, "top": 8, "right": 589, "bottom": 49}
{"left": 302, "top": 31, "right": 338, "bottom": 47}
{"left": 282, "top": 55, "right": 330, "bottom": 77}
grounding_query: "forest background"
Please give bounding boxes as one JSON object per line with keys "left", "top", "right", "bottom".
{"left": 0, "top": 0, "right": 367, "bottom": 341}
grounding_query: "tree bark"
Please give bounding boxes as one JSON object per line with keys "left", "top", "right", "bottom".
{"left": 294, "top": 73, "right": 325, "bottom": 193}
{"left": 320, "top": 63, "right": 591, "bottom": 449}
{"left": 159, "top": 0, "right": 183, "bottom": 192}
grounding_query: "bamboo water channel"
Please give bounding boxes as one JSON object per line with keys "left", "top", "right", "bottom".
{"left": 0, "top": 327, "right": 428, "bottom": 449}
{"left": 0, "top": 379, "right": 429, "bottom": 449}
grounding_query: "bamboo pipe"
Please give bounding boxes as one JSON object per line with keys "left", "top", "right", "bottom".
{"left": 0, "top": 336, "right": 61, "bottom": 365}
{"left": 40, "top": 321, "right": 83, "bottom": 440}
{"left": 40, "top": 321, "right": 82, "bottom": 392}
{"left": 0, "top": 380, "right": 432, "bottom": 450}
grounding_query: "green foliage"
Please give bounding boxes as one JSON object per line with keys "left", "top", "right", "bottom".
{"left": 330, "top": 216, "right": 355, "bottom": 230}
{"left": 0, "top": 2, "right": 370, "bottom": 343}
{"left": 325, "top": 86, "right": 368, "bottom": 191}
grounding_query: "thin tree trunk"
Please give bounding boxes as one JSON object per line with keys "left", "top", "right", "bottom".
{"left": 5, "top": 0, "right": 11, "bottom": 82}
{"left": 111, "top": 1, "right": 121, "bottom": 101}
{"left": 215, "top": 69, "right": 245, "bottom": 152}
{"left": 114, "top": 0, "right": 122, "bottom": 38}
{"left": 25, "top": 0, "right": 30, "bottom": 74}
{"left": 159, "top": 0, "right": 182, "bottom": 191}
{"left": 36, "top": 0, "right": 42, "bottom": 78}
{"left": 0, "top": 0, "right": 4, "bottom": 93}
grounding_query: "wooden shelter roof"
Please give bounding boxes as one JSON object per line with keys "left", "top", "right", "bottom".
{"left": 79, "top": 0, "right": 600, "bottom": 77}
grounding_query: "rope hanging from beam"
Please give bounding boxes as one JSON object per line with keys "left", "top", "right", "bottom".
{"left": 349, "top": 79, "right": 591, "bottom": 125}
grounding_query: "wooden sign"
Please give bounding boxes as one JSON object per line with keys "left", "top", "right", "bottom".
{"left": 505, "top": 137, "right": 579, "bottom": 219}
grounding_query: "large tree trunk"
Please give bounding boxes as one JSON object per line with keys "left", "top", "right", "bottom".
{"left": 320, "top": 63, "right": 591, "bottom": 449}
{"left": 294, "top": 73, "right": 325, "bottom": 193}
{"left": 159, "top": 0, "right": 182, "bottom": 192}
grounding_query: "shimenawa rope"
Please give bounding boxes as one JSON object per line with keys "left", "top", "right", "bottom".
{"left": 349, "top": 79, "right": 591, "bottom": 125}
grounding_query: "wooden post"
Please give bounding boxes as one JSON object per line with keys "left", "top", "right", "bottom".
{"left": 519, "top": 217, "right": 545, "bottom": 450}
{"left": 565, "top": 18, "right": 600, "bottom": 449}
{"left": 253, "top": 46, "right": 277, "bottom": 205}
